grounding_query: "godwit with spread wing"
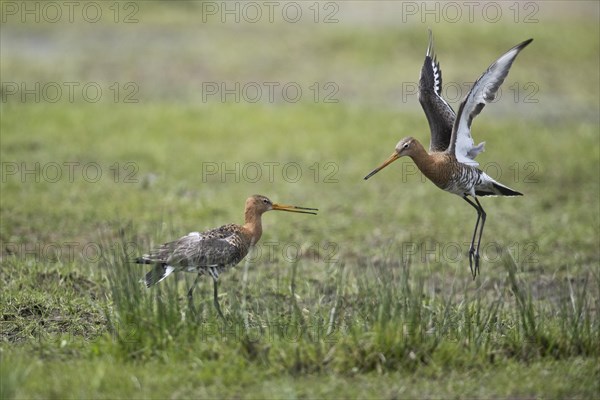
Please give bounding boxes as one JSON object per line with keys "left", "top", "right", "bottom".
{"left": 136, "top": 194, "right": 318, "bottom": 318}
{"left": 364, "top": 32, "right": 532, "bottom": 278}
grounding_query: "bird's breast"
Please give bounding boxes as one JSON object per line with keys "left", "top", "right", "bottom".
{"left": 413, "top": 153, "right": 456, "bottom": 190}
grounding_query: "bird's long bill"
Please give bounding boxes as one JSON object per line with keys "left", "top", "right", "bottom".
{"left": 364, "top": 152, "right": 400, "bottom": 180}
{"left": 272, "top": 203, "right": 318, "bottom": 215}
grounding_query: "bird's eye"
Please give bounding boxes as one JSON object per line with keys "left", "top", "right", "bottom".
{"left": 263, "top": 199, "right": 269, "bottom": 204}
{"left": 403, "top": 143, "right": 410, "bottom": 149}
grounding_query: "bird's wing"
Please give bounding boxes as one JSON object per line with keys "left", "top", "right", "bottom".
{"left": 139, "top": 231, "right": 202, "bottom": 263}
{"left": 139, "top": 225, "right": 247, "bottom": 267}
{"left": 448, "top": 38, "right": 533, "bottom": 166}
{"left": 167, "top": 235, "right": 246, "bottom": 268}
{"left": 419, "top": 30, "right": 456, "bottom": 153}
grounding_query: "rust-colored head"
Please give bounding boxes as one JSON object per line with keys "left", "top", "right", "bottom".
{"left": 245, "top": 195, "right": 318, "bottom": 215}
{"left": 364, "top": 137, "right": 418, "bottom": 180}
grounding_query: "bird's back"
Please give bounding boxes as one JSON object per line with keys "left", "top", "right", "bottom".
{"left": 137, "top": 223, "right": 252, "bottom": 272}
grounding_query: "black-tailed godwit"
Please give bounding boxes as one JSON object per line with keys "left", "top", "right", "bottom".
{"left": 136, "top": 194, "right": 318, "bottom": 318}
{"left": 364, "top": 32, "right": 532, "bottom": 278}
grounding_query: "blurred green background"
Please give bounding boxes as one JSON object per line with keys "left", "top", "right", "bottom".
{"left": 1, "top": 1, "right": 599, "bottom": 398}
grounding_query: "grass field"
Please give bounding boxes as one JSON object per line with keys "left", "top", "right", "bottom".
{"left": 1, "top": 2, "right": 599, "bottom": 399}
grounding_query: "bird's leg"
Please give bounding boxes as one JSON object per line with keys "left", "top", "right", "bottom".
{"left": 187, "top": 273, "right": 202, "bottom": 316}
{"left": 212, "top": 278, "right": 224, "bottom": 320}
{"left": 463, "top": 196, "right": 482, "bottom": 279}
{"left": 208, "top": 267, "right": 225, "bottom": 320}
{"left": 187, "top": 273, "right": 202, "bottom": 300}
{"left": 473, "top": 197, "right": 487, "bottom": 278}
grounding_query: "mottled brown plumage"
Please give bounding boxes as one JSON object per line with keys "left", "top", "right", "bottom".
{"left": 136, "top": 195, "right": 317, "bottom": 318}
{"left": 365, "top": 32, "right": 532, "bottom": 278}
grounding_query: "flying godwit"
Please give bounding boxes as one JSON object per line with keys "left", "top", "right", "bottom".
{"left": 364, "top": 32, "right": 532, "bottom": 278}
{"left": 136, "top": 194, "right": 318, "bottom": 318}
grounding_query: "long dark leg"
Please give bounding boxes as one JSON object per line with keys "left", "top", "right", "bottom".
{"left": 186, "top": 273, "right": 202, "bottom": 316}
{"left": 212, "top": 278, "right": 224, "bottom": 320}
{"left": 208, "top": 267, "right": 225, "bottom": 319}
{"left": 463, "top": 196, "right": 483, "bottom": 278}
{"left": 473, "top": 197, "right": 487, "bottom": 278}
{"left": 187, "top": 273, "right": 202, "bottom": 300}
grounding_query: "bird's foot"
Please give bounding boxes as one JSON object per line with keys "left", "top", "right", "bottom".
{"left": 469, "top": 248, "right": 480, "bottom": 280}
{"left": 468, "top": 247, "right": 476, "bottom": 279}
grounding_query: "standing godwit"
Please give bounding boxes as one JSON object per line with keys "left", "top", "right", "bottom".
{"left": 136, "top": 194, "right": 318, "bottom": 318}
{"left": 364, "top": 32, "right": 532, "bottom": 278}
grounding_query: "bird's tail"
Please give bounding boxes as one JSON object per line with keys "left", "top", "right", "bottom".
{"left": 143, "top": 264, "right": 175, "bottom": 287}
{"left": 476, "top": 181, "right": 523, "bottom": 197}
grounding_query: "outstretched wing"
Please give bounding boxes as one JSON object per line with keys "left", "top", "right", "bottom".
{"left": 419, "top": 30, "right": 456, "bottom": 152}
{"left": 448, "top": 38, "right": 533, "bottom": 166}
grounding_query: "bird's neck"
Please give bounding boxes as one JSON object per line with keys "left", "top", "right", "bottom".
{"left": 409, "top": 140, "right": 451, "bottom": 188}
{"left": 243, "top": 210, "right": 263, "bottom": 245}
{"left": 409, "top": 141, "right": 438, "bottom": 179}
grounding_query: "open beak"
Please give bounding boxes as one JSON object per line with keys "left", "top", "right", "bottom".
{"left": 272, "top": 203, "right": 318, "bottom": 215}
{"left": 364, "top": 152, "right": 400, "bottom": 180}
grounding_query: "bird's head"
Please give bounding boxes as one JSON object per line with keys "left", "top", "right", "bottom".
{"left": 364, "top": 137, "right": 417, "bottom": 180}
{"left": 246, "top": 195, "right": 318, "bottom": 216}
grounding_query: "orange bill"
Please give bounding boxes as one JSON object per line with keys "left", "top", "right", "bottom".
{"left": 364, "top": 152, "right": 400, "bottom": 180}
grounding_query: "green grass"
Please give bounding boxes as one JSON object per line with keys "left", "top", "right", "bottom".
{"left": 2, "top": 2, "right": 599, "bottom": 399}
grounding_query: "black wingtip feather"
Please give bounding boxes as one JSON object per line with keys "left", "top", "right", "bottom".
{"left": 144, "top": 264, "right": 168, "bottom": 287}
{"left": 512, "top": 38, "right": 534, "bottom": 53}
{"left": 427, "top": 28, "right": 433, "bottom": 56}
{"left": 494, "top": 181, "right": 523, "bottom": 196}
{"left": 522, "top": 38, "right": 534, "bottom": 46}
{"left": 144, "top": 270, "right": 154, "bottom": 287}
{"left": 476, "top": 183, "right": 523, "bottom": 197}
